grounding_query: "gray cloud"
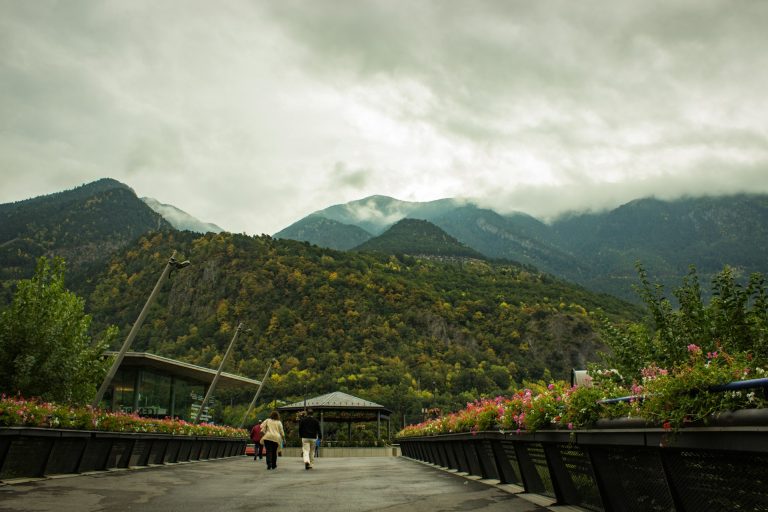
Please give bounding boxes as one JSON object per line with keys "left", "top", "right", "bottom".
{"left": 332, "top": 162, "right": 371, "bottom": 189}
{"left": 1, "top": 1, "right": 766, "bottom": 233}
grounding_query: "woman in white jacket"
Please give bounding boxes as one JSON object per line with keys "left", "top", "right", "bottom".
{"left": 260, "top": 411, "right": 285, "bottom": 470}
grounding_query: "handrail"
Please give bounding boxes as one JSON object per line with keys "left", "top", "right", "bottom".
{"left": 597, "top": 376, "right": 768, "bottom": 405}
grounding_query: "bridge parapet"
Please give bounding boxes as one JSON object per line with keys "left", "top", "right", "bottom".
{"left": 398, "top": 408, "right": 768, "bottom": 512}
{"left": 0, "top": 427, "right": 247, "bottom": 482}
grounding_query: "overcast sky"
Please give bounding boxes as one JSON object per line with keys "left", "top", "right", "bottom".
{"left": 2, "top": 1, "right": 767, "bottom": 234}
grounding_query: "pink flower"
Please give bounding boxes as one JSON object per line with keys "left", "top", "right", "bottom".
{"left": 687, "top": 344, "right": 701, "bottom": 354}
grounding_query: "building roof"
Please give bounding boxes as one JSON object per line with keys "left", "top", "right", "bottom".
{"left": 279, "top": 391, "right": 391, "bottom": 414}
{"left": 107, "top": 351, "right": 261, "bottom": 388}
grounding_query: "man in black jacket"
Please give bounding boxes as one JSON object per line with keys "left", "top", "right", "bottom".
{"left": 299, "top": 409, "right": 322, "bottom": 470}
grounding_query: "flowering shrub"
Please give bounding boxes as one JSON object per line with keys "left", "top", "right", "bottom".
{"left": 0, "top": 395, "right": 248, "bottom": 438}
{"left": 397, "top": 355, "right": 767, "bottom": 438}
{"left": 638, "top": 346, "right": 766, "bottom": 429}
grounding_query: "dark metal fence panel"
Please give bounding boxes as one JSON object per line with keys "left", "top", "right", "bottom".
{"left": 400, "top": 441, "right": 418, "bottom": 459}
{"left": 77, "top": 437, "right": 112, "bottom": 472}
{"left": 0, "top": 435, "right": 12, "bottom": 472}
{"left": 410, "top": 440, "right": 422, "bottom": 461}
{"left": 423, "top": 441, "right": 436, "bottom": 464}
{"left": 587, "top": 445, "right": 674, "bottom": 512}
{"left": 661, "top": 448, "right": 768, "bottom": 512}
{"left": 177, "top": 439, "right": 192, "bottom": 462}
{"left": 199, "top": 440, "right": 213, "bottom": 459}
{"left": 189, "top": 439, "right": 203, "bottom": 460}
{"left": 444, "top": 440, "right": 460, "bottom": 470}
{"left": 417, "top": 441, "right": 426, "bottom": 462}
{"left": 105, "top": 438, "right": 135, "bottom": 469}
{"left": 213, "top": 440, "right": 226, "bottom": 458}
{"left": 433, "top": 441, "right": 445, "bottom": 466}
{"left": 45, "top": 437, "right": 87, "bottom": 475}
{"left": 147, "top": 439, "right": 169, "bottom": 465}
{"left": 515, "top": 441, "right": 556, "bottom": 498}
{"left": 164, "top": 439, "right": 181, "bottom": 463}
{"left": 463, "top": 440, "right": 483, "bottom": 476}
{"left": 0, "top": 431, "right": 55, "bottom": 479}
{"left": 129, "top": 439, "right": 152, "bottom": 467}
{"left": 450, "top": 441, "right": 466, "bottom": 472}
{"left": 491, "top": 439, "right": 523, "bottom": 486}
{"left": 544, "top": 443, "right": 604, "bottom": 512}
{"left": 476, "top": 439, "right": 499, "bottom": 480}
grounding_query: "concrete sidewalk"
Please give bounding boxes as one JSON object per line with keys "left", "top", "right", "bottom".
{"left": 0, "top": 456, "right": 556, "bottom": 512}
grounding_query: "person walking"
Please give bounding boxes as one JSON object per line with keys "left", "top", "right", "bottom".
{"left": 260, "top": 411, "right": 285, "bottom": 470}
{"left": 299, "top": 408, "right": 322, "bottom": 470}
{"left": 249, "top": 422, "right": 264, "bottom": 460}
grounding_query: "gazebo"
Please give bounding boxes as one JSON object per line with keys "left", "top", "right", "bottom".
{"left": 278, "top": 391, "right": 392, "bottom": 442}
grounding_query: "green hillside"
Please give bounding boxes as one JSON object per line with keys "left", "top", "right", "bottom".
{"left": 353, "top": 218, "right": 485, "bottom": 260}
{"left": 83, "top": 230, "right": 642, "bottom": 423}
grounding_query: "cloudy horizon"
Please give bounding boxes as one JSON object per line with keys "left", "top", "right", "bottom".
{"left": 2, "top": 1, "right": 767, "bottom": 234}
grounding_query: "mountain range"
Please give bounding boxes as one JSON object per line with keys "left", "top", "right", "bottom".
{"left": 0, "top": 178, "right": 646, "bottom": 419}
{"left": 4, "top": 178, "right": 766, "bottom": 305}
{"left": 7, "top": 176, "right": 765, "bottom": 420}
{"left": 276, "top": 194, "right": 768, "bottom": 302}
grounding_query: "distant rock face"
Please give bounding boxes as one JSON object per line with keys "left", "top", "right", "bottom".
{"left": 141, "top": 197, "right": 223, "bottom": 234}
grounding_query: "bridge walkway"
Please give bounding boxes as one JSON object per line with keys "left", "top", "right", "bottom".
{"left": 0, "top": 456, "right": 570, "bottom": 512}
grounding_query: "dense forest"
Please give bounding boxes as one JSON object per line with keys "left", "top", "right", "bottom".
{"left": 81, "top": 230, "right": 641, "bottom": 424}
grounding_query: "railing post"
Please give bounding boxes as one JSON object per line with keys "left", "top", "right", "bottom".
{"left": 490, "top": 439, "right": 517, "bottom": 484}
{"left": 542, "top": 442, "right": 581, "bottom": 506}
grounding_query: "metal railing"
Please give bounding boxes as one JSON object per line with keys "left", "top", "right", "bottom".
{"left": 598, "top": 376, "right": 768, "bottom": 405}
{"left": 399, "top": 379, "right": 768, "bottom": 512}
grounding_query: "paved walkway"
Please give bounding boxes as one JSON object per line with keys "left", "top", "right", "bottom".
{"left": 0, "top": 456, "right": 557, "bottom": 512}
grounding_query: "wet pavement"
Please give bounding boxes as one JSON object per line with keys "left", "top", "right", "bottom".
{"left": 0, "top": 456, "right": 557, "bottom": 512}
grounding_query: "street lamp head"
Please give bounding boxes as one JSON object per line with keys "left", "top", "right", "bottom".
{"left": 169, "top": 257, "right": 190, "bottom": 270}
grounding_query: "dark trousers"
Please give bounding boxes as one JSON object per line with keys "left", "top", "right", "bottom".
{"left": 253, "top": 443, "right": 264, "bottom": 459}
{"left": 264, "top": 440, "right": 279, "bottom": 469}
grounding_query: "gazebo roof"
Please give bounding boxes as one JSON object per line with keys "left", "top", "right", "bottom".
{"left": 279, "top": 391, "right": 391, "bottom": 415}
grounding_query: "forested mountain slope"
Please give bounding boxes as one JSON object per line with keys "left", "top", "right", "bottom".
{"left": 0, "top": 178, "right": 171, "bottom": 302}
{"left": 83, "top": 230, "right": 642, "bottom": 420}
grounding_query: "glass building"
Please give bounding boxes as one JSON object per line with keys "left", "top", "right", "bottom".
{"left": 102, "top": 352, "right": 261, "bottom": 422}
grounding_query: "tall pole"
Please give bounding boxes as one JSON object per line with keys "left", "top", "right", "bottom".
{"left": 92, "top": 251, "right": 188, "bottom": 409}
{"left": 194, "top": 322, "right": 244, "bottom": 423}
{"left": 237, "top": 359, "right": 275, "bottom": 429}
